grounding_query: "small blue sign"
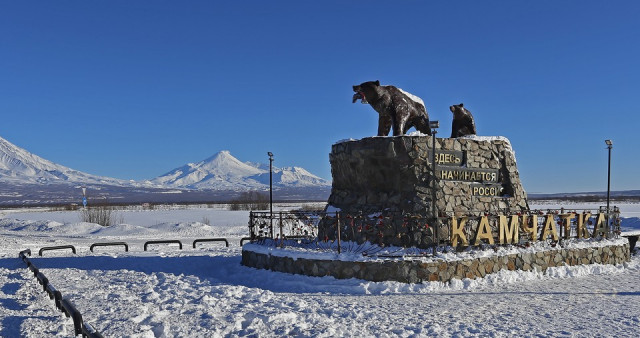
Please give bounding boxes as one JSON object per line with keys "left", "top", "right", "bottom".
{"left": 82, "top": 197, "right": 87, "bottom": 207}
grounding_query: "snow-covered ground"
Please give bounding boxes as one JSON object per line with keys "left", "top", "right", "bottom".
{"left": 0, "top": 202, "right": 639, "bottom": 337}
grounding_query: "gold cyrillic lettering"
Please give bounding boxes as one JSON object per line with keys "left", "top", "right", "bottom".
{"left": 474, "top": 216, "right": 494, "bottom": 245}
{"left": 560, "top": 213, "right": 576, "bottom": 239}
{"left": 521, "top": 214, "right": 537, "bottom": 242}
{"left": 540, "top": 214, "right": 559, "bottom": 241}
{"left": 499, "top": 215, "right": 519, "bottom": 244}
{"left": 592, "top": 212, "right": 608, "bottom": 238}
{"left": 576, "top": 212, "right": 591, "bottom": 239}
{"left": 450, "top": 216, "right": 469, "bottom": 247}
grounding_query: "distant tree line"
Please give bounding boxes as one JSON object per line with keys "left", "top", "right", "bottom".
{"left": 228, "top": 191, "right": 269, "bottom": 211}
{"left": 528, "top": 195, "right": 640, "bottom": 202}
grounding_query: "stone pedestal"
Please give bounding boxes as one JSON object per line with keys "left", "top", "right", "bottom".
{"left": 328, "top": 135, "right": 528, "bottom": 215}
{"left": 322, "top": 135, "right": 529, "bottom": 247}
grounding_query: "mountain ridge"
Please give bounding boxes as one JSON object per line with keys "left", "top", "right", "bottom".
{"left": 150, "top": 150, "right": 330, "bottom": 190}
{"left": 0, "top": 136, "right": 136, "bottom": 186}
{"left": 0, "top": 136, "right": 330, "bottom": 194}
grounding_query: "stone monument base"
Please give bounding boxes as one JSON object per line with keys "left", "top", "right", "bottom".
{"left": 323, "top": 136, "right": 529, "bottom": 248}
{"left": 242, "top": 240, "right": 629, "bottom": 284}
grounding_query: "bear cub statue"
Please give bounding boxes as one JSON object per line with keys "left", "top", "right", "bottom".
{"left": 352, "top": 80, "right": 431, "bottom": 136}
{"left": 449, "top": 103, "right": 476, "bottom": 138}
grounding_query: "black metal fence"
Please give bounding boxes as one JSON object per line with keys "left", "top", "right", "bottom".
{"left": 248, "top": 207, "right": 622, "bottom": 255}
{"left": 19, "top": 237, "right": 237, "bottom": 336}
{"left": 19, "top": 249, "right": 104, "bottom": 337}
{"left": 249, "top": 211, "right": 320, "bottom": 239}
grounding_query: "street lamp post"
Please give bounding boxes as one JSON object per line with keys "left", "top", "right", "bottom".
{"left": 429, "top": 121, "right": 440, "bottom": 255}
{"left": 605, "top": 140, "right": 613, "bottom": 229}
{"left": 268, "top": 152, "right": 274, "bottom": 238}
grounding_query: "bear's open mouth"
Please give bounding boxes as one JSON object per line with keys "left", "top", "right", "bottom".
{"left": 352, "top": 91, "right": 367, "bottom": 104}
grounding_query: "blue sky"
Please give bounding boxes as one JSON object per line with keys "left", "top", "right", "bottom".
{"left": 1, "top": 1, "right": 639, "bottom": 194}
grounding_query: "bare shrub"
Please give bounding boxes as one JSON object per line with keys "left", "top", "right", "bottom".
{"left": 79, "top": 205, "right": 119, "bottom": 226}
{"left": 142, "top": 203, "right": 155, "bottom": 210}
{"left": 228, "top": 191, "right": 269, "bottom": 211}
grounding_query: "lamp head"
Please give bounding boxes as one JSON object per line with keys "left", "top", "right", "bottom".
{"left": 267, "top": 152, "right": 273, "bottom": 157}
{"left": 605, "top": 140, "right": 612, "bottom": 147}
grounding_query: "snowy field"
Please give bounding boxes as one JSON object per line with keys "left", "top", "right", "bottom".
{"left": 0, "top": 202, "right": 639, "bottom": 337}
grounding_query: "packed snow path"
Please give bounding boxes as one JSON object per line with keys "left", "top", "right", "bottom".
{"left": 5, "top": 247, "right": 640, "bottom": 337}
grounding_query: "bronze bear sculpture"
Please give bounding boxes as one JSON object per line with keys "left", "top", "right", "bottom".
{"left": 352, "top": 80, "right": 432, "bottom": 136}
{"left": 449, "top": 103, "right": 476, "bottom": 138}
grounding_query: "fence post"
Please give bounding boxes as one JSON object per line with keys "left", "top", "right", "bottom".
{"left": 249, "top": 211, "right": 254, "bottom": 239}
{"left": 279, "top": 212, "right": 284, "bottom": 246}
{"left": 431, "top": 129, "right": 438, "bottom": 256}
{"left": 337, "top": 212, "right": 341, "bottom": 254}
{"left": 270, "top": 210, "right": 274, "bottom": 239}
{"left": 560, "top": 207, "right": 565, "bottom": 238}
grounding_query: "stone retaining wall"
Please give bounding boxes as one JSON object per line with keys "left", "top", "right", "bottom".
{"left": 242, "top": 242, "right": 629, "bottom": 284}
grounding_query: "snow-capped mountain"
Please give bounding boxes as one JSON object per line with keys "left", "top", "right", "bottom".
{"left": 151, "top": 150, "right": 331, "bottom": 190}
{"left": 0, "top": 136, "right": 133, "bottom": 186}
{"left": 0, "top": 135, "right": 330, "bottom": 202}
{"left": 268, "top": 166, "right": 330, "bottom": 187}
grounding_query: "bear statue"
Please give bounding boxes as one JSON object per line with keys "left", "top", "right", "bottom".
{"left": 449, "top": 103, "right": 476, "bottom": 138}
{"left": 352, "top": 80, "right": 432, "bottom": 136}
